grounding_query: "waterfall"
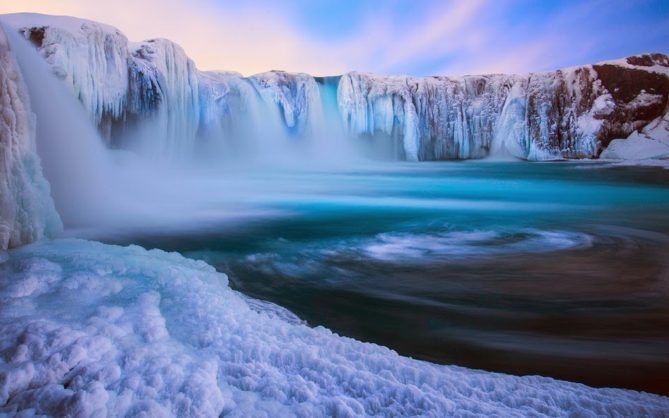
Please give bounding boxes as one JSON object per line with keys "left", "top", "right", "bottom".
{"left": 1, "top": 21, "right": 119, "bottom": 228}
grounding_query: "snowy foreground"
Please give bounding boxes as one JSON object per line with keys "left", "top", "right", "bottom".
{"left": 1, "top": 239, "right": 668, "bottom": 417}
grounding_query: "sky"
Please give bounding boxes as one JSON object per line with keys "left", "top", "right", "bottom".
{"left": 1, "top": 0, "right": 668, "bottom": 76}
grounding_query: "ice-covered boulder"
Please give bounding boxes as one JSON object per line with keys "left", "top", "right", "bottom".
{"left": 601, "top": 113, "right": 669, "bottom": 159}
{"left": 0, "top": 25, "right": 61, "bottom": 250}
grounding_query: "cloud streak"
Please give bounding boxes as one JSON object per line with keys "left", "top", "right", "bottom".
{"left": 1, "top": 0, "right": 667, "bottom": 76}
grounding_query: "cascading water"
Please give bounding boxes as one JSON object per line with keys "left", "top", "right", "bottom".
{"left": 197, "top": 71, "right": 362, "bottom": 167}
{"left": 1, "top": 20, "right": 370, "bottom": 239}
{"left": 311, "top": 76, "right": 360, "bottom": 162}
{"left": 1, "top": 22, "right": 217, "bottom": 236}
{"left": 1, "top": 21, "right": 117, "bottom": 227}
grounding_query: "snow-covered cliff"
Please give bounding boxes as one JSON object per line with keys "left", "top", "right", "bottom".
{"left": 3, "top": 13, "right": 669, "bottom": 162}
{"left": 338, "top": 73, "right": 513, "bottom": 160}
{"left": 3, "top": 14, "right": 129, "bottom": 140}
{"left": 126, "top": 38, "right": 200, "bottom": 157}
{"left": 3, "top": 14, "right": 201, "bottom": 158}
{"left": 0, "top": 24, "right": 61, "bottom": 249}
{"left": 338, "top": 61, "right": 669, "bottom": 161}
{"left": 250, "top": 71, "right": 323, "bottom": 137}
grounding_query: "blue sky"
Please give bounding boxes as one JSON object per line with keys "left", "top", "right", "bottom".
{"left": 282, "top": 0, "right": 669, "bottom": 75}
{"left": 2, "top": 0, "right": 669, "bottom": 75}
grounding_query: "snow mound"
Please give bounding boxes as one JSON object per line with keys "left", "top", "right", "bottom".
{"left": 601, "top": 114, "right": 669, "bottom": 160}
{"left": 1, "top": 239, "right": 667, "bottom": 417}
{"left": 601, "top": 135, "right": 669, "bottom": 160}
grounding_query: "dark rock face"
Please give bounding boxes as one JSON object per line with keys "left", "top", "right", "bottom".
{"left": 21, "top": 26, "right": 46, "bottom": 48}
{"left": 525, "top": 68, "right": 599, "bottom": 158}
{"left": 626, "top": 53, "right": 669, "bottom": 67}
{"left": 593, "top": 64, "right": 669, "bottom": 149}
{"left": 595, "top": 65, "right": 669, "bottom": 103}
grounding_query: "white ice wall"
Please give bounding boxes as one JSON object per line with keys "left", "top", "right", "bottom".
{"left": 250, "top": 71, "right": 323, "bottom": 137}
{"left": 337, "top": 69, "right": 620, "bottom": 161}
{"left": 5, "top": 14, "right": 129, "bottom": 134}
{"left": 0, "top": 25, "right": 61, "bottom": 250}
{"left": 128, "top": 39, "right": 200, "bottom": 158}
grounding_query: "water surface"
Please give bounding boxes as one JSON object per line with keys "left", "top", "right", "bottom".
{"left": 104, "top": 161, "right": 669, "bottom": 395}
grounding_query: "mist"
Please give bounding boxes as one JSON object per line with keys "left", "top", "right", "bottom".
{"left": 3, "top": 24, "right": 379, "bottom": 241}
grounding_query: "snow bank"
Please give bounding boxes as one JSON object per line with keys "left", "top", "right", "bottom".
{"left": 0, "top": 239, "right": 667, "bottom": 417}
{"left": 601, "top": 135, "right": 669, "bottom": 160}
{"left": 601, "top": 113, "right": 669, "bottom": 159}
{"left": 0, "top": 25, "right": 61, "bottom": 249}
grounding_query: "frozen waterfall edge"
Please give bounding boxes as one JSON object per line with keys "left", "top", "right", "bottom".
{"left": 0, "top": 24, "right": 61, "bottom": 250}
{"left": 2, "top": 13, "right": 668, "bottom": 163}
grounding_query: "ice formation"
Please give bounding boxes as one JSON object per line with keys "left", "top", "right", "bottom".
{"left": 1, "top": 14, "right": 320, "bottom": 160}
{"left": 3, "top": 14, "right": 129, "bottom": 141}
{"left": 3, "top": 13, "right": 668, "bottom": 162}
{"left": 0, "top": 239, "right": 667, "bottom": 417}
{"left": 337, "top": 72, "right": 513, "bottom": 160}
{"left": 196, "top": 71, "right": 268, "bottom": 156}
{"left": 250, "top": 71, "right": 323, "bottom": 137}
{"left": 126, "top": 39, "right": 200, "bottom": 158}
{"left": 0, "top": 25, "right": 61, "bottom": 249}
{"left": 338, "top": 62, "right": 668, "bottom": 161}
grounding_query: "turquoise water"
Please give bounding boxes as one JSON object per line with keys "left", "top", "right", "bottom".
{"left": 108, "top": 161, "right": 669, "bottom": 394}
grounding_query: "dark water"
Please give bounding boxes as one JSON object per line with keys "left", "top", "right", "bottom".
{"left": 104, "top": 161, "right": 669, "bottom": 395}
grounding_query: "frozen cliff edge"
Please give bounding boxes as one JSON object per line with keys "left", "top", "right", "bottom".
{"left": 3, "top": 13, "right": 669, "bottom": 162}
{"left": 339, "top": 57, "right": 669, "bottom": 161}
{"left": 1, "top": 238, "right": 668, "bottom": 417}
{"left": 0, "top": 24, "right": 61, "bottom": 250}
{"left": 1, "top": 13, "right": 327, "bottom": 160}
